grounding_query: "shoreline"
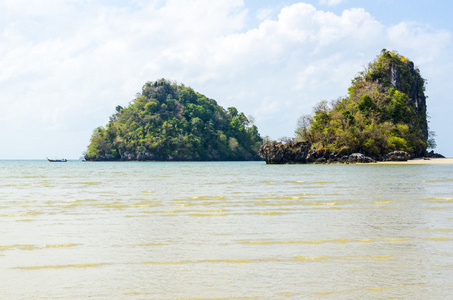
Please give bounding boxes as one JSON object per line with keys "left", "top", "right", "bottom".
{"left": 376, "top": 158, "right": 453, "bottom": 165}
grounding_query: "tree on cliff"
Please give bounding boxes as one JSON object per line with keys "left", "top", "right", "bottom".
{"left": 295, "top": 49, "right": 434, "bottom": 158}
{"left": 85, "top": 79, "right": 262, "bottom": 161}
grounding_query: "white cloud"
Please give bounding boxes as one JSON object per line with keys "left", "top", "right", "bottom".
{"left": 256, "top": 8, "right": 275, "bottom": 21}
{"left": 0, "top": 1, "right": 451, "bottom": 158}
{"left": 387, "top": 22, "right": 451, "bottom": 64}
{"left": 319, "top": 0, "right": 343, "bottom": 6}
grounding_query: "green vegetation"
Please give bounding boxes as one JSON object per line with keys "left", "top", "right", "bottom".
{"left": 295, "top": 49, "right": 433, "bottom": 158}
{"left": 85, "top": 79, "right": 262, "bottom": 161}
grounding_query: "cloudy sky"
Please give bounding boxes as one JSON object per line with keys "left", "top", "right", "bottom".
{"left": 1, "top": 0, "right": 452, "bottom": 159}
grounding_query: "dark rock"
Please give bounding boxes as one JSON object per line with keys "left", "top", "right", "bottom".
{"left": 426, "top": 150, "right": 445, "bottom": 158}
{"left": 315, "top": 158, "right": 327, "bottom": 164}
{"left": 260, "top": 140, "right": 381, "bottom": 164}
{"left": 348, "top": 153, "right": 374, "bottom": 163}
{"left": 385, "top": 151, "right": 409, "bottom": 161}
{"left": 259, "top": 142, "right": 377, "bottom": 164}
{"left": 305, "top": 150, "right": 316, "bottom": 163}
{"left": 258, "top": 141, "right": 311, "bottom": 164}
{"left": 306, "top": 148, "right": 330, "bottom": 163}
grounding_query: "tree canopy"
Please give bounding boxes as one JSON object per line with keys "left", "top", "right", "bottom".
{"left": 85, "top": 79, "right": 262, "bottom": 161}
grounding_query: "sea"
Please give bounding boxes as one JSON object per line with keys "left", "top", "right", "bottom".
{"left": 1, "top": 160, "right": 453, "bottom": 299}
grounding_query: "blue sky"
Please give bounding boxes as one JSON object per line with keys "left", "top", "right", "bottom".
{"left": 0, "top": 0, "right": 452, "bottom": 159}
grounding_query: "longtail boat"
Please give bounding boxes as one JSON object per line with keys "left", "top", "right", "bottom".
{"left": 47, "top": 157, "right": 67, "bottom": 162}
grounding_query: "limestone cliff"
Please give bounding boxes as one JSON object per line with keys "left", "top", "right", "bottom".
{"left": 380, "top": 55, "right": 428, "bottom": 140}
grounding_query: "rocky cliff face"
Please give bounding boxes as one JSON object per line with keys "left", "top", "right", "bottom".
{"left": 389, "top": 62, "right": 428, "bottom": 140}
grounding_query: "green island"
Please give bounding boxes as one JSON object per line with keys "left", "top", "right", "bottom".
{"left": 84, "top": 79, "right": 262, "bottom": 161}
{"left": 259, "top": 49, "right": 441, "bottom": 164}
{"left": 85, "top": 49, "right": 441, "bottom": 163}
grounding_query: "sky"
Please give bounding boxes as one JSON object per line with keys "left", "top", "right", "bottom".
{"left": 1, "top": 0, "right": 452, "bottom": 159}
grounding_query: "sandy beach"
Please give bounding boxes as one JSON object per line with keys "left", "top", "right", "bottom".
{"left": 377, "top": 158, "right": 453, "bottom": 165}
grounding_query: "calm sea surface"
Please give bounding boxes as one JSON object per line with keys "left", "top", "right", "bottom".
{"left": 1, "top": 160, "right": 453, "bottom": 299}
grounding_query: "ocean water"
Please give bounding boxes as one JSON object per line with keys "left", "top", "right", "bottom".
{"left": 1, "top": 160, "right": 453, "bottom": 299}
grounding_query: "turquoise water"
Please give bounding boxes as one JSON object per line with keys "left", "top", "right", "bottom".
{"left": 1, "top": 160, "right": 453, "bottom": 299}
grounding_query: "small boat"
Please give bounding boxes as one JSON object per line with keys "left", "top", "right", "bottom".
{"left": 47, "top": 157, "right": 68, "bottom": 162}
